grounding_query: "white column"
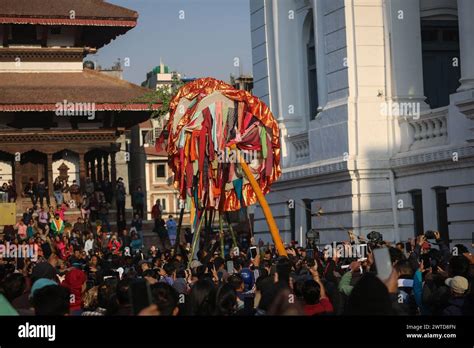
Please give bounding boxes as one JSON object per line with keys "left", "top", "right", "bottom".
{"left": 457, "top": 0, "right": 474, "bottom": 91}
{"left": 388, "top": 0, "right": 429, "bottom": 109}
{"left": 115, "top": 135, "right": 131, "bottom": 208}
{"left": 312, "top": 0, "right": 327, "bottom": 110}
{"left": 272, "top": 0, "right": 305, "bottom": 132}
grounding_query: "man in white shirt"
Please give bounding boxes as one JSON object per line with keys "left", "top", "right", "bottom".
{"left": 84, "top": 233, "right": 95, "bottom": 256}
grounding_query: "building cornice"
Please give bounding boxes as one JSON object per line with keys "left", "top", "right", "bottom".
{"left": 275, "top": 144, "right": 474, "bottom": 184}
{"left": 455, "top": 90, "right": 474, "bottom": 120}
{"left": 390, "top": 145, "right": 474, "bottom": 177}
{"left": 0, "top": 103, "right": 159, "bottom": 112}
{"left": 0, "top": 129, "right": 119, "bottom": 145}
{"left": 277, "top": 159, "right": 349, "bottom": 185}
{"left": 0, "top": 17, "right": 136, "bottom": 27}
{"left": 0, "top": 47, "right": 95, "bottom": 62}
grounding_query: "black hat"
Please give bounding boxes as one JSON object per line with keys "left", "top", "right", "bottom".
{"left": 31, "top": 262, "right": 57, "bottom": 284}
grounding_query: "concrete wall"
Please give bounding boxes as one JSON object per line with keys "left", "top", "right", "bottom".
{"left": 250, "top": 0, "right": 474, "bottom": 248}
{"left": 252, "top": 169, "right": 353, "bottom": 245}
{"left": 394, "top": 159, "right": 474, "bottom": 245}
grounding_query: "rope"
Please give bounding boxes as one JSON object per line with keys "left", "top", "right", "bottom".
{"left": 266, "top": 188, "right": 352, "bottom": 234}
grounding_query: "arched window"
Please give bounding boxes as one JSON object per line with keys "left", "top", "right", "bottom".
{"left": 305, "top": 12, "right": 318, "bottom": 120}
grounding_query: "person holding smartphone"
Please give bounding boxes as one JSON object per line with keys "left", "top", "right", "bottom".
{"left": 302, "top": 265, "right": 334, "bottom": 315}
{"left": 338, "top": 261, "right": 362, "bottom": 297}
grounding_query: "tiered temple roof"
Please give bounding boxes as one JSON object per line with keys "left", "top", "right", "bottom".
{"left": 0, "top": 69, "right": 157, "bottom": 112}
{"left": 0, "top": 0, "right": 138, "bottom": 26}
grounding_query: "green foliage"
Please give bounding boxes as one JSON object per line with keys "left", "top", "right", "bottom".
{"left": 139, "top": 74, "right": 185, "bottom": 119}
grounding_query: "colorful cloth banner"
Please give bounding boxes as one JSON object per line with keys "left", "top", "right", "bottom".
{"left": 157, "top": 77, "right": 281, "bottom": 211}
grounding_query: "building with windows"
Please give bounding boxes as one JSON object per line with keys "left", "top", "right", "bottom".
{"left": 130, "top": 63, "right": 195, "bottom": 221}
{"left": 231, "top": 74, "right": 254, "bottom": 93}
{"left": 129, "top": 117, "right": 187, "bottom": 221}
{"left": 0, "top": 0, "right": 158, "bottom": 219}
{"left": 141, "top": 61, "right": 175, "bottom": 90}
{"left": 141, "top": 61, "right": 196, "bottom": 90}
{"left": 250, "top": 0, "right": 474, "bottom": 247}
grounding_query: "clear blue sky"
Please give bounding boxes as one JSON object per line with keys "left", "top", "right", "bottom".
{"left": 87, "top": 0, "right": 252, "bottom": 85}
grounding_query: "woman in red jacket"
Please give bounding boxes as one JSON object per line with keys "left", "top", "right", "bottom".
{"left": 61, "top": 268, "right": 86, "bottom": 315}
{"left": 107, "top": 234, "right": 122, "bottom": 255}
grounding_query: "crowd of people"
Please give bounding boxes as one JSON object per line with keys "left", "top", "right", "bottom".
{"left": 1, "top": 187, "right": 473, "bottom": 316}
{"left": 0, "top": 175, "right": 190, "bottom": 315}
{"left": 2, "top": 175, "right": 148, "bottom": 232}
{"left": 0, "top": 180, "right": 17, "bottom": 203}
{"left": 0, "top": 177, "right": 473, "bottom": 316}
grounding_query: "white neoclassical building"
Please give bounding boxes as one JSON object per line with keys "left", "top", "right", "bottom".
{"left": 250, "top": 0, "right": 474, "bottom": 247}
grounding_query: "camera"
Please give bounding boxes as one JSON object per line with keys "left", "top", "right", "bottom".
{"left": 424, "top": 230, "right": 436, "bottom": 239}
{"left": 366, "top": 231, "right": 383, "bottom": 247}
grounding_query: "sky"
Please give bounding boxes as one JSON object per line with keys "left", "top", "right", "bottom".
{"left": 87, "top": 0, "right": 252, "bottom": 85}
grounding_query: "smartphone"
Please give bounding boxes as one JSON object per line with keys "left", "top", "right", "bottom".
{"left": 373, "top": 247, "right": 392, "bottom": 281}
{"left": 405, "top": 242, "right": 412, "bottom": 253}
{"left": 226, "top": 260, "right": 234, "bottom": 274}
{"left": 249, "top": 246, "right": 258, "bottom": 259}
{"left": 306, "top": 249, "right": 314, "bottom": 259}
{"left": 129, "top": 279, "right": 153, "bottom": 315}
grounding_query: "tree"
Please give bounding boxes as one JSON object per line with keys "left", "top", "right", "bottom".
{"left": 138, "top": 73, "right": 185, "bottom": 119}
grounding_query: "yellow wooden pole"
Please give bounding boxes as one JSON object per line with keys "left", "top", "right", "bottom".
{"left": 230, "top": 144, "right": 287, "bottom": 257}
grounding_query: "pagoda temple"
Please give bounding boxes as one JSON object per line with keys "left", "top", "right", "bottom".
{"left": 0, "top": 0, "right": 159, "bottom": 202}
